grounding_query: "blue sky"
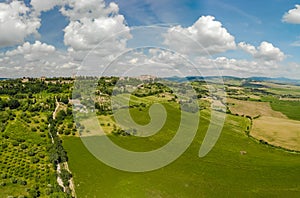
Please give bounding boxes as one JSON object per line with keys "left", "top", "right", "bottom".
{"left": 105, "top": 0, "right": 300, "bottom": 62}
{"left": 0, "top": 0, "right": 300, "bottom": 78}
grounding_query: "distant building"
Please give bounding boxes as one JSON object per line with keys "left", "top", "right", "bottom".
{"left": 69, "top": 99, "right": 88, "bottom": 113}
{"left": 136, "top": 75, "right": 157, "bottom": 81}
{"left": 21, "top": 78, "right": 29, "bottom": 83}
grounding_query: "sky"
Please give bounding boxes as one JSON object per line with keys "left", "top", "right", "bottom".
{"left": 0, "top": 0, "right": 300, "bottom": 78}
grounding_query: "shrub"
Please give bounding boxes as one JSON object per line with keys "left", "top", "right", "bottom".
{"left": 59, "top": 169, "right": 72, "bottom": 187}
{"left": 38, "top": 153, "right": 45, "bottom": 159}
{"left": 11, "top": 178, "right": 18, "bottom": 184}
{"left": 20, "top": 144, "right": 28, "bottom": 150}
{"left": 31, "top": 157, "right": 40, "bottom": 164}
{"left": 67, "top": 123, "right": 73, "bottom": 129}
{"left": 7, "top": 99, "right": 20, "bottom": 109}
{"left": 28, "top": 151, "right": 36, "bottom": 156}
{"left": 64, "top": 130, "right": 71, "bottom": 135}
{"left": 1, "top": 173, "right": 7, "bottom": 179}
{"left": 29, "top": 189, "right": 40, "bottom": 198}
{"left": 19, "top": 180, "right": 27, "bottom": 186}
{"left": 259, "top": 139, "right": 268, "bottom": 145}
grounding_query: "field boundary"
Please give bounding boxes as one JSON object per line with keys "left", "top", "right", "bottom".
{"left": 51, "top": 100, "right": 77, "bottom": 197}
{"left": 243, "top": 116, "right": 300, "bottom": 154}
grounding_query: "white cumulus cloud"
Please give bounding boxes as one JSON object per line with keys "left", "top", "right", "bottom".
{"left": 61, "top": 0, "right": 131, "bottom": 63}
{"left": 5, "top": 41, "right": 56, "bottom": 63}
{"left": 238, "top": 41, "right": 285, "bottom": 62}
{"left": 61, "top": 0, "right": 119, "bottom": 20}
{"left": 64, "top": 15, "right": 130, "bottom": 51}
{"left": 1, "top": 41, "right": 76, "bottom": 77}
{"left": 194, "top": 56, "right": 282, "bottom": 77}
{"left": 163, "top": 15, "right": 236, "bottom": 55}
{"left": 0, "top": 1, "right": 40, "bottom": 47}
{"left": 282, "top": 5, "right": 300, "bottom": 24}
{"left": 30, "top": 0, "right": 63, "bottom": 13}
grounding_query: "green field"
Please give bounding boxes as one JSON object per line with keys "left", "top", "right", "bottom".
{"left": 270, "top": 100, "right": 300, "bottom": 121}
{"left": 64, "top": 103, "right": 300, "bottom": 197}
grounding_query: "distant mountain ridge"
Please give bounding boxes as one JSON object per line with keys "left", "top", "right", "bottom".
{"left": 247, "top": 77, "right": 300, "bottom": 85}
{"left": 164, "top": 76, "right": 300, "bottom": 85}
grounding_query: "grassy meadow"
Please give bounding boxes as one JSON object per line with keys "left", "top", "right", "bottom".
{"left": 64, "top": 101, "right": 300, "bottom": 197}
{"left": 270, "top": 100, "right": 300, "bottom": 121}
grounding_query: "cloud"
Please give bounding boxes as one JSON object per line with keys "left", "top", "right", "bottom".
{"left": 1, "top": 41, "right": 76, "bottom": 77}
{"left": 98, "top": 47, "right": 201, "bottom": 77}
{"left": 30, "top": 0, "right": 62, "bottom": 13}
{"left": 163, "top": 15, "right": 236, "bottom": 55}
{"left": 193, "top": 56, "right": 284, "bottom": 77}
{"left": 6, "top": 41, "right": 55, "bottom": 61}
{"left": 0, "top": 1, "right": 40, "bottom": 47}
{"left": 282, "top": 5, "right": 300, "bottom": 24}
{"left": 0, "top": 0, "right": 133, "bottom": 77}
{"left": 238, "top": 41, "right": 285, "bottom": 62}
{"left": 237, "top": 42, "right": 257, "bottom": 56}
{"left": 63, "top": 15, "right": 130, "bottom": 51}
{"left": 290, "top": 40, "right": 300, "bottom": 47}
{"left": 61, "top": 0, "right": 131, "bottom": 62}
{"left": 61, "top": 0, "right": 119, "bottom": 20}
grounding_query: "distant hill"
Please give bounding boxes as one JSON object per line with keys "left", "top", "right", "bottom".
{"left": 164, "top": 76, "right": 300, "bottom": 85}
{"left": 247, "top": 77, "right": 300, "bottom": 85}
{"left": 1, "top": 76, "right": 300, "bottom": 85}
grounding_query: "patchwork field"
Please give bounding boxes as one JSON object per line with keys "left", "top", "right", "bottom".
{"left": 227, "top": 98, "right": 286, "bottom": 118}
{"left": 227, "top": 97, "right": 300, "bottom": 152}
{"left": 64, "top": 102, "right": 300, "bottom": 197}
{"left": 2, "top": 77, "right": 300, "bottom": 197}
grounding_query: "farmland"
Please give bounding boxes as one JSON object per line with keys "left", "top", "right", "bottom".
{"left": 1, "top": 76, "right": 300, "bottom": 197}
{"left": 0, "top": 78, "right": 75, "bottom": 197}
{"left": 64, "top": 77, "right": 300, "bottom": 197}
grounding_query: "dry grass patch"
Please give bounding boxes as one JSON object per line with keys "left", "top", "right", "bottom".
{"left": 227, "top": 98, "right": 286, "bottom": 118}
{"left": 252, "top": 116, "right": 300, "bottom": 151}
{"left": 78, "top": 115, "right": 115, "bottom": 136}
{"left": 279, "top": 97, "right": 300, "bottom": 101}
